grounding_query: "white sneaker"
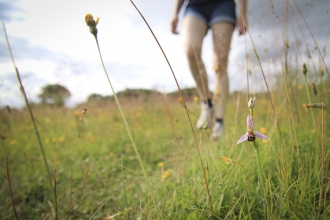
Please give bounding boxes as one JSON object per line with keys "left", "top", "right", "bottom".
{"left": 211, "top": 121, "right": 224, "bottom": 140}
{"left": 196, "top": 102, "right": 212, "bottom": 129}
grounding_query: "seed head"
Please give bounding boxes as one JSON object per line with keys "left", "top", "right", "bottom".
{"left": 302, "top": 62, "right": 308, "bottom": 75}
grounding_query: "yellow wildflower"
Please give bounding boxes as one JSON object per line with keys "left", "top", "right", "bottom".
{"left": 161, "top": 170, "right": 171, "bottom": 179}
{"left": 44, "top": 117, "right": 51, "bottom": 123}
{"left": 260, "top": 127, "right": 267, "bottom": 134}
{"left": 222, "top": 156, "right": 233, "bottom": 164}
{"left": 85, "top": 14, "right": 99, "bottom": 36}
{"left": 157, "top": 162, "right": 164, "bottom": 168}
{"left": 193, "top": 96, "right": 199, "bottom": 102}
{"left": 10, "top": 140, "right": 17, "bottom": 145}
{"left": 298, "top": 85, "right": 303, "bottom": 90}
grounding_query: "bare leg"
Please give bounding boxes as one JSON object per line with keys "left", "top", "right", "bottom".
{"left": 182, "top": 16, "right": 211, "bottom": 101}
{"left": 211, "top": 22, "right": 234, "bottom": 120}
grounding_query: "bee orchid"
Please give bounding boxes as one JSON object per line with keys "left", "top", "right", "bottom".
{"left": 237, "top": 115, "right": 268, "bottom": 144}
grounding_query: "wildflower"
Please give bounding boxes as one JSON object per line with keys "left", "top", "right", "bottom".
{"left": 248, "top": 97, "right": 256, "bottom": 108}
{"left": 302, "top": 62, "right": 308, "bottom": 75}
{"left": 10, "top": 140, "right": 17, "bottom": 145}
{"left": 161, "top": 170, "right": 171, "bottom": 179}
{"left": 214, "top": 66, "right": 219, "bottom": 72}
{"left": 157, "top": 162, "right": 164, "bottom": 168}
{"left": 260, "top": 127, "right": 267, "bottom": 134}
{"left": 222, "top": 156, "right": 233, "bottom": 164}
{"left": 298, "top": 84, "right": 303, "bottom": 90}
{"left": 237, "top": 115, "right": 268, "bottom": 144}
{"left": 193, "top": 96, "right": 199, "bottom": 102}
{"left": 45, "top": 117, "right": 51, "bottom": 123}
{"left": 178, "top": 97, "right": 183, "bottom": 103}
{"left": 85, "top": 14, "right": 99, "bottom": 37}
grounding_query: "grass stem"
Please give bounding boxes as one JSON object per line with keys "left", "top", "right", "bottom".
{"left": 92, "top": 35, "right": 161, "bottom": 218}
{"left": 2, "top": 22, "right": 58, "bottom": 220}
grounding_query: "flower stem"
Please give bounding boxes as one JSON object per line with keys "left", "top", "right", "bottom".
{"left": 93, "top": 36, "right": 161, "bottom": 218}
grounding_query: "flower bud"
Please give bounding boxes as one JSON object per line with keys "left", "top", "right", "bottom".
{"left": 85, "top": 14, "right": 99, "bottom": 37}
{"left": 248, "top": 97, "right": 256, "bottom": 109}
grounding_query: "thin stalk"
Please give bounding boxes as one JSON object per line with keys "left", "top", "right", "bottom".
{"left": 92, "top": 35, "right": 161, "bottom": 218}
{"left": 5, "top": 155, "right": 19, "bottom": 220}
{"left": 319, "top": 102, "right": 325, "bottom": 215}
{"left": 303, "top": 75, "right": 317, "bottom": 135}
{"left": 253, "top": 142, "right": 265, "bottom": 195}
{"left": 129, "top": 0, "right": 214, "bottom": 216}
{"left": 2, "top": 22, "right": 58, "bottom": 219}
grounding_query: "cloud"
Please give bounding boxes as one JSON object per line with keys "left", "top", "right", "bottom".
{"left": 0, "top": 0, "right": 25, "bottom": 22}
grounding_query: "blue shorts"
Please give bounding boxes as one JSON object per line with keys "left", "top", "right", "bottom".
{"left": 184, "top": 0, "right": 236, "bottom": 27}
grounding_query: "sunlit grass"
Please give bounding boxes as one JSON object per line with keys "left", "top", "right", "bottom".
{"left": 0, "top": 85, "right": 329, "bottom": 219}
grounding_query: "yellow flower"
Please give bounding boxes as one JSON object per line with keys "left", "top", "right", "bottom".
{"left": 157, "top": 162, "right": 164, "bottom": 168}
{"left": 45, "top": 138, "right": 50, "bottom": 144}
{"left": 214, "top": 91, "right": 220, "bottom": 95}
{"left": 10, "top": 140, "right": 17, "bottom": 145}
{"left": 59, "top": 136, "right": 65, "bottom": 142}
{"left": 222, "top": 156, "right": 232, "bottom": 164}
{"left": 298, "top": 84, "right": 303, "bottom": 90}
{"left": 214, "top": 66, "right": 219, "bottom": 71}
{"left": 161, "top": 170, "right": 171, "bottom": 179}
{"left": 311, "top": 129, "right": 316, "bottom": 134}
{"left": 85, "top": 14, "right": 99, "bottom": 36}
{"left": 44, "top": 117, "right": 51, "bottom": 123}
{"left": 178, "top": 97, "right": 183, "bottom": 103}
{"left": 260, "top": 127, "right": 267, "bottom": 134}
{"left": 262, "top": 99, "right": 267, "bottom": 106}
{"left": 193, "top": 96, "right": 199, "bottom": 102}
{"left": 136, "top": 113, "right": 142, "bottom": 118}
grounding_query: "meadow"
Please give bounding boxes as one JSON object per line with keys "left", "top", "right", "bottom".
{"left": 1, "top": 1, "right": 330, "bottom": 219}
{"left": 0, "top": 77, "right": 329, "bottom": 219}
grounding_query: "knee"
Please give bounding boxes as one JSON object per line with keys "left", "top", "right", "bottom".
{"left": 214, "top": 57, "right": 228, "bottom": 76}
{"left": 184, "top": 44, "right": 201, "bottom": 62}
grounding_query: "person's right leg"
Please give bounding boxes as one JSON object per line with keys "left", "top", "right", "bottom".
{"left": 182, "top": 15, "right": 212, "bottom": 129}
{"left": 182, "top": 15, "right": 211, "bottom": 100}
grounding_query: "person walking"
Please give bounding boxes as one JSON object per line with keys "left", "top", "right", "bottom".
{"left": 171, "top": 0, "right": 247, "bottom": 139}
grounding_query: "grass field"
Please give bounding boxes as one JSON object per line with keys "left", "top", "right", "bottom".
{"left": 1, "top": 76, "right": 330, "bottom": 219}
{"left": 1, "top": 2, "right": 330, "bottom": 218}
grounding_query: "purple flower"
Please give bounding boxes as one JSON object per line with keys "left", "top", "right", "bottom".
{"left": 237, "top": 115, "right": 268, "bottom": 144}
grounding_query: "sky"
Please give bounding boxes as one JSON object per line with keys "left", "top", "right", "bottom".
{"left": 0, "top": 0, "right": 329, "bottom": 108}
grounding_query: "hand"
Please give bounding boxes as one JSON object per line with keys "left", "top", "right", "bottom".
{"left": 171, "top": 16, "right": 179, "bottom": 34}
{"left": 236, "top": 15, "right": 247, "bottom": 35}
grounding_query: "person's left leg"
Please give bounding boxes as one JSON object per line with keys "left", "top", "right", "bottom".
{"left": 211, "top": 22, "right": 234, "bottom": 138}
